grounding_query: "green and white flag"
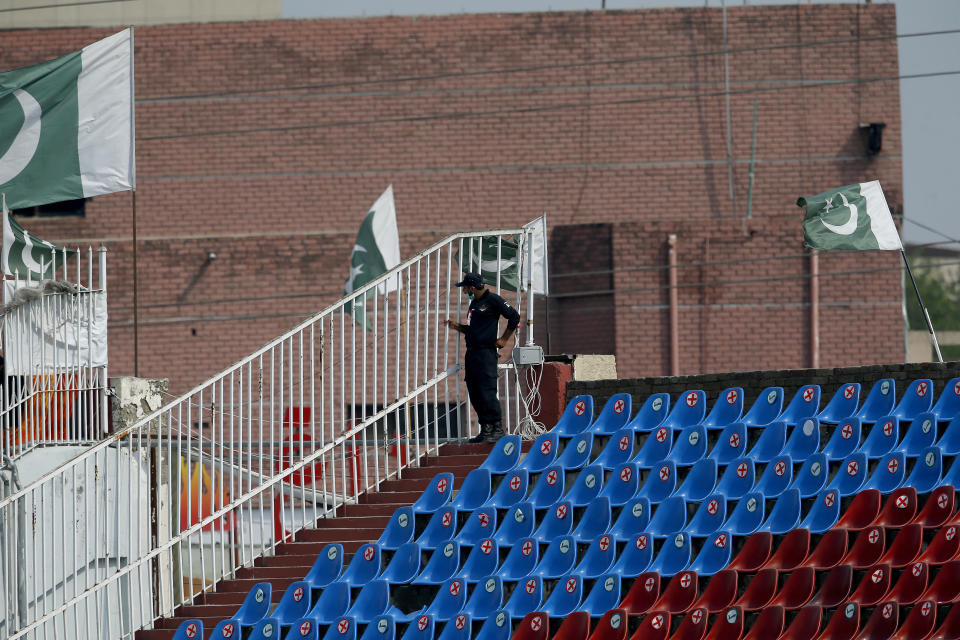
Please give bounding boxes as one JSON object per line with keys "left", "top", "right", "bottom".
{"left": 2, "top": 193, "right": 76, "bottom": 280}
{"left": 459, "top": 235, "right": 521, "bottom": 292}
{"left": 344, "top": 185, "right": 402, "bottom": 330}
{"left": 799, "top": 181, "right": 902, "bottom": 251}
{"left": 0, "top": 29, "right": 135, "bottom": 210}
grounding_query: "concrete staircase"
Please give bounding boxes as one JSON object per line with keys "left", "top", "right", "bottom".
{"left": 136, "top": 442, "right": 495, "bottom": 639}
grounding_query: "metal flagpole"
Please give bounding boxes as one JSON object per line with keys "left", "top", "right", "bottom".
{"left": 132, "top": 188, "right": 139, "bottom": 376}
{"left": 900, "top": 248, "right": 943, "bottom": 363}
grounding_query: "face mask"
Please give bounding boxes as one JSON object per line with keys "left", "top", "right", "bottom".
{"left": 467, "top": 292, "right": 475, "bottom": 300}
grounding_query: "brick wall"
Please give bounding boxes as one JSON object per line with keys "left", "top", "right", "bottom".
{"left": 0, "top": 4, "right": 903, "bottom": 393}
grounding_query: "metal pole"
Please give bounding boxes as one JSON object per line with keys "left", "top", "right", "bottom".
{"left": 901, "top": 248, "right": 944, "bottom": 363}
{"left": 668, "top": 234, "right": 680, "bottom": 376}
{"left": 132, "top": 189, "right": 139, "bottom": 376}
{"left": 525, "top": 228, "right": 535, "bottom": 346}
{"left": 810, "top": 250, "right": 820, "bottom": 368}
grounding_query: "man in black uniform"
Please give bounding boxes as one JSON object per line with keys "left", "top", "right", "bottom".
{"left": 446, "top": 272, "right": 521, "bottom": 443}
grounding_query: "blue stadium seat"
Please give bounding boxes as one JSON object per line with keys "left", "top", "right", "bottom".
{"left": 484, "top": 470, "right": 528, "bottom": 509}
{"left": 249, "top": 618, "right": 281, "bottom": 640}
{"left": 173, "top": 620, "right": 203, "bottom": 640}
{"left": 463, "top": 576, "right": 503, "bottom": 620}
{"left": 348, "top": 580, "right": 390, "bottom": 623}
{"left": 555, "top": 433, "right": 593, "bottom": 470}
{"left": 308, "top": 582, "right": 351, "bottom": 624}
{"left": 232, "top": 583, "right": 270, "bottom": 629}
{"left": 474, "top": 610, "right": 511, "bottom": 640}
{"left": 663, "top": 390, "right": 707, "bottom": 430}
{"left": 757, "top": 488, "right": 801, "bottom": 534}
{"left": 896, "top": 412, "right": 937, "bottom": 457}
{"left": 411, "top": 541, "right": 457, "bottom": 585}
{"left": 862, "top": 452, "right": 905, "bottom": 493}
{"left": 274, "top": 581, "right": 311, "bottom": 628}
{"left": 754, "top": 454, "right": 792, "bottom": 498}
{"left": 457, "top": 508, "right": 497, "bottom": 546}
{"left": 210, "top": 619, "right": 242, "bottom": 640}
{"left": 542, "top": 574, "right": 583, "bottom": 617}
{"left": 688, "top": 531, "right": 732, "bottom": 576}
{"left": 359, "top": 616, "right": 395, "bottom": 640}
{"left": 450, "top": 469, "right": 492, "bottom": 511}
{"left": 378, "top": 508, "right": 415, "bottom": 550}
{"left": 859, "top": 416, "right": 899, "bottom": 459}
{"left": 822, "top": 419, "right": 861, "bottom": 461}
{"left": 932, "top": 378, "right": 960, "bottom": 422}
{"left": 399, "top": 614, "right": 433, "bottom": 640}
{"left": 592, "top": 429, "right": 635, "bottom": 469}
{"left": 746, "top": 421, "right": 786, "bottom": 463}
{"left": 564, "top": 464, "right": 603, "bottom": 506}
{"left": 413, "top": 473, "right": 454, "bottom": 514}
{"left": 638, "top": 461, "right": 677, "bottom": 504}
{"left": 703, "top": 387, "right": 744, "bottom": 430}
{"left": 421, "top": 578, "right": 467, "bottom": 621}
{"left": 571, "top": 496, "right": 612, "bottom": 542}
{"left": 532, "top": 536, "right": 577, "bottom": 579}
{"left": 598, "top": 462, "right": 640, "bottom": 506}
{"left": 646, "top": 496, "right": 687, "bottom": 537}
{"left": 725, "top": 492, "right": 765, "bottom": 537}
{"left": 648, "top": 532, "right": 692, "bottom": 577}
{"left": 684, "top": 493, "right": 725, "bottom": 537}
{"left": 526, "top": 466, "right": 564, "bottom": 509}
{"left": 789, "top": 453, "right": 828, "bottom": 498}
{"left": 904, "top": 446, "right": 942, "bottom": 493}
{"left": 780, "top": 385, "right": 821, "bottom": 426}
{"left": 381, "top": 542, "right": 421, "bottom": 585}
{"left": 941, "top": 454, "right": 960, "bottom": 487}
{"left": 708, "top": 422, "right": 747, "bottom": 465}
{"left": 284, "top": 618, "right": 318, "bottom": 640}
{"left": 715, "top": 457, "right": 754, "bottom": 501}
{"left": 627, "top": 392, "right": 671, "bottom": 432}
{"left": 305, "top": 544, "right": 344, "bottom": 590}
{"left": 461, "top": 538, "right": 499, "bottom": 582}
{"left": 783, "top": 418, "right": 820, "bottom": 462}
{"left": 481, "top": 435, "right": 522, "bottom": 473}
{"left": 497, "top": 537, "right": 537, "bottom": 580}
{"left": 670, "top": 425, "right": 707, "bottom": 466}
{"left": 417, "top": 507, "right": 457, "bottom": 550}
{"left": 573, "top": 533, "right": 616, "bottom": 578}
{"left": 532, "top": 500, "right": 573, "bottom": 543}
{"left": 581, "top": 574, "right": 621, "bottom": 617}
{"left": 892, "top": 378, "right": 934, "bottom": 422}
{"left": 827, "top": 452, "right": 867, "bottom": 497}
{"left": 817, "top": 383, "right": 860, "bottom": 424}
{"left": 742, "top": 387, "right": 785, "bottom": 428}
{"left": 938, "top": 415, "right": 960, "bottom": 456}
{"left": 518, "top": 432, "right": 559, "bottom": 473}
{"left": 856, "top": 378, "right": 896, "bottom": 423}
{"left": 675, "top": 458, "right": 717, "bottom": 502}
{"left": 553, "top": 395, "right": 594, "bottom": 437}
{"left": 493, "top": 503, "right": 535, "bottom": 547}
{"left": 610, "top": 497, "right": 650, "bottom": 542}
{"left": 323, "top": 617, "right": 356, "bottom": 640}
{"left": 503, "top": 578, "right": 542, "bottom": 620}
{"left": 591, "top": 393, "right": 633, "bottom": 435}
{"left": 798, "top": 489, "right": 840, "bottom": 533}
{"left": 632, "top": 427, "right": 673, "bottom": 468}
{"left": 437, "top": 614, "right": 471, "bottom": 640}
{"left": 612, "top": 533, "right": 653, "bottom": 577}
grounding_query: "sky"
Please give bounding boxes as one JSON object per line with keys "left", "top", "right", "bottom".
{"left": 284, "top": 0, "right": 960, "bottom": 249}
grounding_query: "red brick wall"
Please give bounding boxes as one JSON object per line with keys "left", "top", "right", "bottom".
{"left": 0, "top": 4, "right": 903, "bottom": 393}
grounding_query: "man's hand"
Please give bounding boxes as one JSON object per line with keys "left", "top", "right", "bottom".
{"left": 445, "top": 318, "right": 460, "bottom": 332}
{"left": 495, "top": 337, "right": 506, "bottom": 349}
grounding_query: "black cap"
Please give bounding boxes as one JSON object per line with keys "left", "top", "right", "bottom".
{"left": 456, "top": 272, "right": 483, "bottom": 288}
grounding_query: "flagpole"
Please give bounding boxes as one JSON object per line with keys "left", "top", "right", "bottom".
{"left": 900, "top": 248, "right": 943, "bottom": 363}
{"left": 132, "top": 188, "right": 139, "bottom": 376}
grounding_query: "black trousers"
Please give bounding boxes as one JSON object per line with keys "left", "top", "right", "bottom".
{"left": 464, "top": 348, "right": 501, "bottom": 426}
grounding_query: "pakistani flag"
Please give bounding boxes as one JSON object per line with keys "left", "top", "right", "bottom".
{"left": 0, "top": 29, "right": 135, "bottom": 210}
{"left": 458, "top": 235, "right": 521, "bottom": 292}
{"left": 2, "top": 194, "right": 76, "bottom": 280}
{"left": 344, "top": 186, "right": 402, "bottom": 330}
{"left": 799, "top": 181, "right": 902, "bottom": 251}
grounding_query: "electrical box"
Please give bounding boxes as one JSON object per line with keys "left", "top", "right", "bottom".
{"left": 512, "top": 345, "right": 544, "bottom": 366}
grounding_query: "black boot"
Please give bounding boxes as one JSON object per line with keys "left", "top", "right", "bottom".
{"left": 468, "top": 424, "right": 493, "bottom": 444}
{"left": 486, "top": 422, "right": 505, "bottom": 441}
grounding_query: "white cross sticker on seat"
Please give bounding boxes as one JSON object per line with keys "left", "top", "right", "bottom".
{"left": 918, "top": 381, "right": 928, "bottom": 396}
{"left": 299, "top": 621, "right": 312, "bottom": 636}
{"left": 449, "top": 580, "right": 461, "bottom": 595}
{"left": 510, "top": 475, "right": 521, "bottom": 491}
{"left": 841, "top": 424, "right": 853, "bottom": 439}
{"left": 692, "top": 610, "right": 703, "bottom": 624}
{"left": 619, "top": 435, "right": 630, "bottom": 451}
{"left": 737, "top": 462, "right": 748, "bottom": 478}
{"left": 651, "top": 615, "right": 664, "bottom": 630}
{"left": 887, "top": 458, "right": 898, "bottom": 474}
{"left": 479, "top": 512, "right": 490, "bottom": 527}
{"left": 868, "top": 529, "right": 879, "bottom": 544}
{"left": 556, "top": 504, "right": 568, "bottom": 519}
{"left": 620, "top": 467, "right": 632, "bottom": 482}
{"left": 442, "top": 511, "right": 452, "bottom": 527}
{"left": 680, "top": 573, "right": 692, "bottom": 588}
{"left": 522, "top": 540, "right": 533, "bottom": 556}
{"left": 418, "top": 617, "right": 429, "bottom": 631}
{"left": 437, "top": 478, "right": 448, "bottom": 493}
{"left": 546, "top": 470, "right": 558, "bottom": 485}
{"left": 659, "top": 466, "right": 670, "bottom": 481}
{"left": 455, "top": 615, "right": 466, "bottom": 630}
{"left": 565, "top": 578, "right": 577, "bottom": 593}
{"left": 883, "top": 421, "right": 894, "bottom": 437}
{"left": 844, "top": 385, "right": 856, "bottom": 399}
{"left": 686, "top": 392, "right": 698, "bottom": 407}
{"left": 882, "top": 603, "right": 893, "bottom": 619}
{"left": 913, "top": 563, "right": 923, "bottom": 577}
{"left": 364, "top": 546, "right": 376, "bottom": 561}
{"left": 540, "top": 440, "right": 552, "bottom": 455}
{"left": 714, "top": 534, "right": 727, "bottom": 548}
{"left": 871, "top": 568, "right": 883, "bottom": 583}
{"left": 825, "top": 492, "right": 835, "bottom": 507}
{"left": 185, "top": 623, "right": 197, "bottom": 638}
{"left": 481, "top": 539, "right": 493, "bottom": 553}
{"left": 803, "top": 388, "right": 814, "bottom": 402}
{"left": 707, "top": 500, "right": 719, "bottom": 515}
{"left": 599, "top": 536, "right": 610, "bottom": 551}
{"left": 896, "top": 494, "right": 909, "bottom": 509}
{"left": 939, "top": 493, "right": 950, "bottom": 508}
{"left": 614, "top": 399, "right": 625, "bottom": 414}
{"left": 729, "top": 433, "right": 740, "bottom": 448}
{"left": 530, "top": 616, "right": 542, "bottom": 631}
{"left": 923, "top": 602, "right": 933, "bottom": 616}
{"left": 775, "top": 461, "right": 786, "bottom": 476}
{"left": 574, "top": 401, "right": 586, "bottom": 416}
{"left": 726, "top": 390, "right": 737, "bottom": 404}
{"left": 525, "top": 579, "right": 537, "bottom": 594}
{"left": 293, "top": 587, "right": 304, "bottom": 602}
{"left": 337, "top": 619, "right": 350, "bottom": 634}
{"left": 656, "top": 428, "right": 667, "bottom": 443}
{"left": 636, "top": 534, "right": 648, "bottom": 549}
{"left": 847, "top": 460, "right": 859, "bottom": 476}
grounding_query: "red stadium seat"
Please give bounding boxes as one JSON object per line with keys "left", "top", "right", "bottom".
{"left": 931, "top": 600, "right": 960, "bottom": 640}
{"left": 587, "top": 609, "right": 628, "bottom": 640}
{"left": 741, "top": 605, "right": 784, "bottom": 640}
{"left": 780, "top": 606, "right": 823, "bottom": 640}
{"left": 811, "top": 565, "right": 853, "bottom": 608}
{"left": 732, "top": 568, "right": 777, "bottom": 611}
{"left": 554, "top": 611, "right": 591, "bottom": 640}
{"left": 769, "top": 566, "right": 815, "bottom": 610}
{"left": 511, "top": 612, "right": 548, "bottom": 640}
{"left": 652, "top": 571, "right": 698, "bottom": 614}
{"left": 621, "top": 572, "right": 660, "bottom": 616}
{"left": 801, "top": 529, "right": 848, "bottom": 570}
{"left": 912, "top": 485, "right": 955, "bottom": 529}
{"left": 887, "top": 561, "right": 928, "bottom": 605}
{"left": 842, "top": 526, "right": 885, "bottom": 569}
{"left": 692, "top": 570, "right": 737, "bottom": 614}
{"left": 815, "top": 602, "right": 860, "bottom": 640}
{"left": 835, "top": 490, "right": 881, "bottom": 531}
{"left": 920, "top": 525, "right": 960, "bottom": 565}
{"left": 846, "top": 564, "right": 891, "bottom": 607}
{"left": 728, "top": 531, "right": 772, "bottom": 572}
{"left": 669, "top": 608, "right": 708, "bottom": 640}
{"left": 629, "top": 612, "right": 670, "bottom": 640}
{"left": 922, "top": 560, "right": 960, "bottom": 604}
{"left": 873, "top": 488, "right": 918, "bottom": 529}
{"left": 854, "top": 601, "right": 897, "bottom": 640}
{"left": 878, "top": 524, "right": 922, "bottom": 569}
{"left": 703, "top": 606, "right": 743, "bottom": 640}
{"left": 762, "top": 528, "right": 809, "bottom": 571}
{"left": 889, "top": 600, "right": 936, "bottom": 640}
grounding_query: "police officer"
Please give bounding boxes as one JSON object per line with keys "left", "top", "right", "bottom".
{"left": 446, "top": 272, "right": 521, "bottom": 443}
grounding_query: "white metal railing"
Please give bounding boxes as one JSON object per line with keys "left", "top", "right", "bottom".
{"left": 0, "top": 247, "right": 109, "bottom": 461}
{"left": 0, "top": 229, "right": 535, "bottom": 640}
